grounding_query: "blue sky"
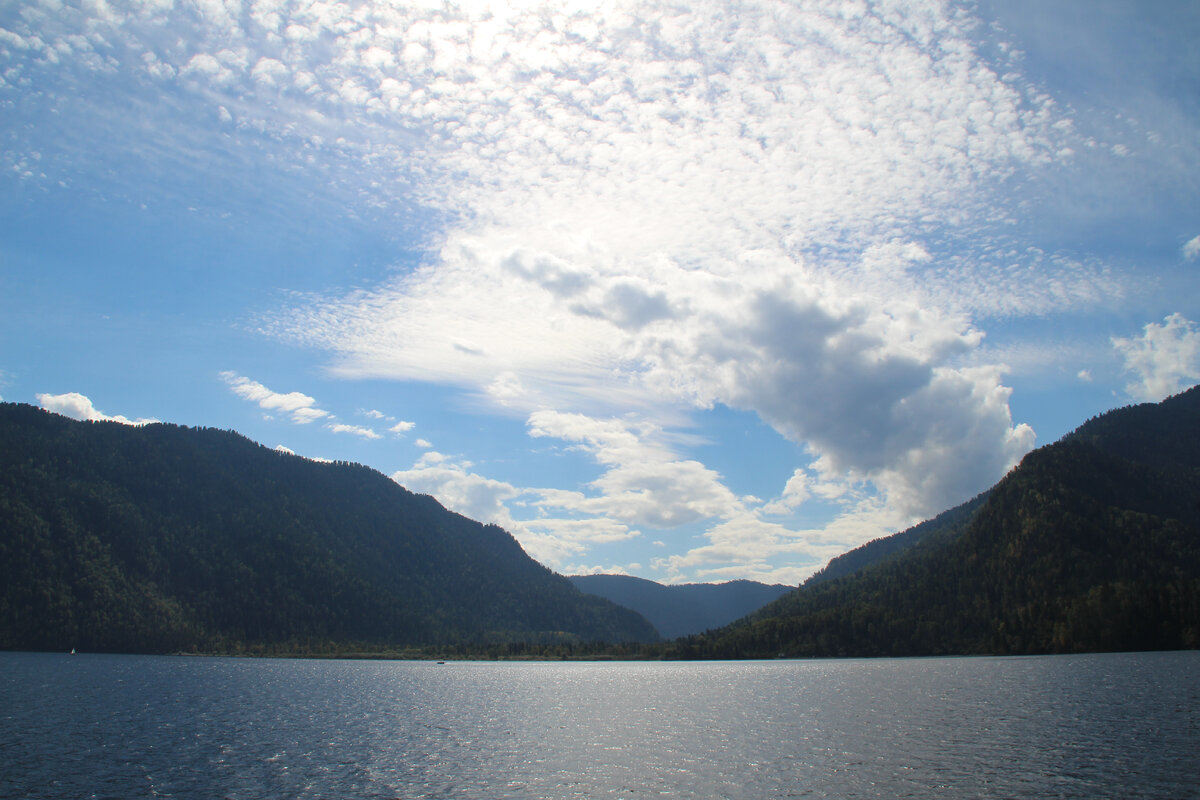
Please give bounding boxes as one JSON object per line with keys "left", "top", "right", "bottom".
{"left": 2, "top": 0, "right": 1197, "bottom": 584}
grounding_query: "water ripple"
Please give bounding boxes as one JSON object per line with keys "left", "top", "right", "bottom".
{"left": 1, "top": 653, "right": 1197, "bottom": 799}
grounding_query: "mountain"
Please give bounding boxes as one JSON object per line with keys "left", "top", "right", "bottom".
{"left": 0, "top": 403, "right": 658, "bottom": 654}
{"left": 802, "top": 490, "right": 991, "bottom": 587}
{"left": 568, "top": 574, "right": 793, "bottom": 639}
{"left": 671, "top": 387, "right": 1200, "bottom": 658}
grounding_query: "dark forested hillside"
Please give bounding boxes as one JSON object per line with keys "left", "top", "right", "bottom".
{"left": 0, "top": 403, "right": 657, "bottom": 654}
{"left": 802, "top": 490, "right": 991, "bottom": 587}
{"left": 672, "top": 387, "right": 1200, "bottom": 658}
{"left": 568, "top": 574, "right": 792, "bottom": 639}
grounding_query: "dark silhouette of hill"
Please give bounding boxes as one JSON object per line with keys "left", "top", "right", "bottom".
{"left": 669, "top": 386, "right": 1200, "bottom": 658}
{"left": 0, "top": 403, "right": 657, "bottom": 654}
{"left": 568, "top": 574, "right": 792, "bottom": 639}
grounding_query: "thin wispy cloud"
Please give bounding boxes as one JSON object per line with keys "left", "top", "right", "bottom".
{"left": 220, "top": 372, "right": 329, "bottom": 424}
{"left": 327, "top": 422, "right": 382, "bottom": 440}
{"left": 221, "top": 371, "right": 388, "bottom": 440}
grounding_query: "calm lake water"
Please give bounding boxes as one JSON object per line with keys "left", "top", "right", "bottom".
{"left": 1, "top": 651, "right": 1197, "bottom": 799}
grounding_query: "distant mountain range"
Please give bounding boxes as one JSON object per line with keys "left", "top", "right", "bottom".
{"left": 568, "top": 574, "right": 792, "bottom": 639}
{"left": 671, "top": 387, "right": 1200, "bottom": 658}
{"left": 0, "top": 403, "right": 657, "bottom": 654}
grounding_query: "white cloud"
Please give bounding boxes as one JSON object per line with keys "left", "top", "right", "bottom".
{"left": 8, "top": 0, "right": 1113, "bottom": 580}
{"left": 389, "top": 457, "right": 579, "bottom": 559}
{"left": 413, "top": 450, "right": 449, "bottom": 467}
{"left": 844, "top": 366, "right": 1035, "bottom": 519}
{"left": 222, "top": 373, "right": 391, "bottom": 439}
{"left": 761, "top": 470, "right": 812, "bottom": 516}
{"left": 390, "top": 444, "right": 649, "bottom": 567}
{"left": 527, "top": 411, "right": 743, "bottom": 529}
{"left": 220, "top": 371, "right": 329, "bottom": 424}
{"left": 382, "top": 408, "right": 874, "bottom": 580}
{"left": 652, "top": 513, "right": 840, "bottom": 586}
{"left": 35, "top": 392, "right": 157, "bottom": 426}
{"left": 244, "top": 0, "right": 1049, "bottom": 547}
{"left": 326, "top": 422, "right": 381, "bottom": 440}
{"left": 1113, "top": 313, "right": 1200, "bottom": 401}
{"left": 274, "top": 444, "right": 337, "bottom": 463}
{"left": 250, "top": 56, "right": 289, "bottom": 88}
{"left": 1184, "top": 235, "right": 1200, "bottom": 261}
{"left": 414, "top": 438, "right": 433, "bottom": 449}
{"left": 359, "top": 409, "right": 417, "bottom": 435}
{"left": 393, "top": 458, "right": 519, "bottom": 526}
{"left": 563, "top": 562, "right": 643, "bottom": 578}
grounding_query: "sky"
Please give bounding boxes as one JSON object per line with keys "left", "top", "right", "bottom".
{"left": 1, "top": 0, "right": 1198, "bottom": 585}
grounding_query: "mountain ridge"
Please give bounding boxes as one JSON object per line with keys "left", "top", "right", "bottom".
{"left": 668, "top": 387, "right": 1200, "bottom": 658}
{"left": 0, "top": 402, "right": 658, "bottom": 654}
{"left": 568, "top": 574, "right": 792, "bottom": 639}
{"left": 6, "top": 386, "right": 1198, "bottom": 660}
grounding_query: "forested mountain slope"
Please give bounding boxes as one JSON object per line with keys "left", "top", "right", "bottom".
{"left": 0, "top": 403, "right": 657, "bottom": 654}
{"left": 568, "top": 574, "right": 792, "bottom": 639}
{"left": 672, "top": 387, "right": 1200, "bottom": 658}
{"left": 802, "top": 491, "right": 991, "bottom": 587}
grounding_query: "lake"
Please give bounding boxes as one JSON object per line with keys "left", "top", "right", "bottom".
{"left": 1, "top": 650, "right": 1197, "bottom": 799}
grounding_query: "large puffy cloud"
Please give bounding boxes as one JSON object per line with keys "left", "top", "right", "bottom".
{"left": 295, "top": 240, "right": 1032, "bottom": 527}
{"left": 1113, "top": 314, "right": 1200, "bottom": 402}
